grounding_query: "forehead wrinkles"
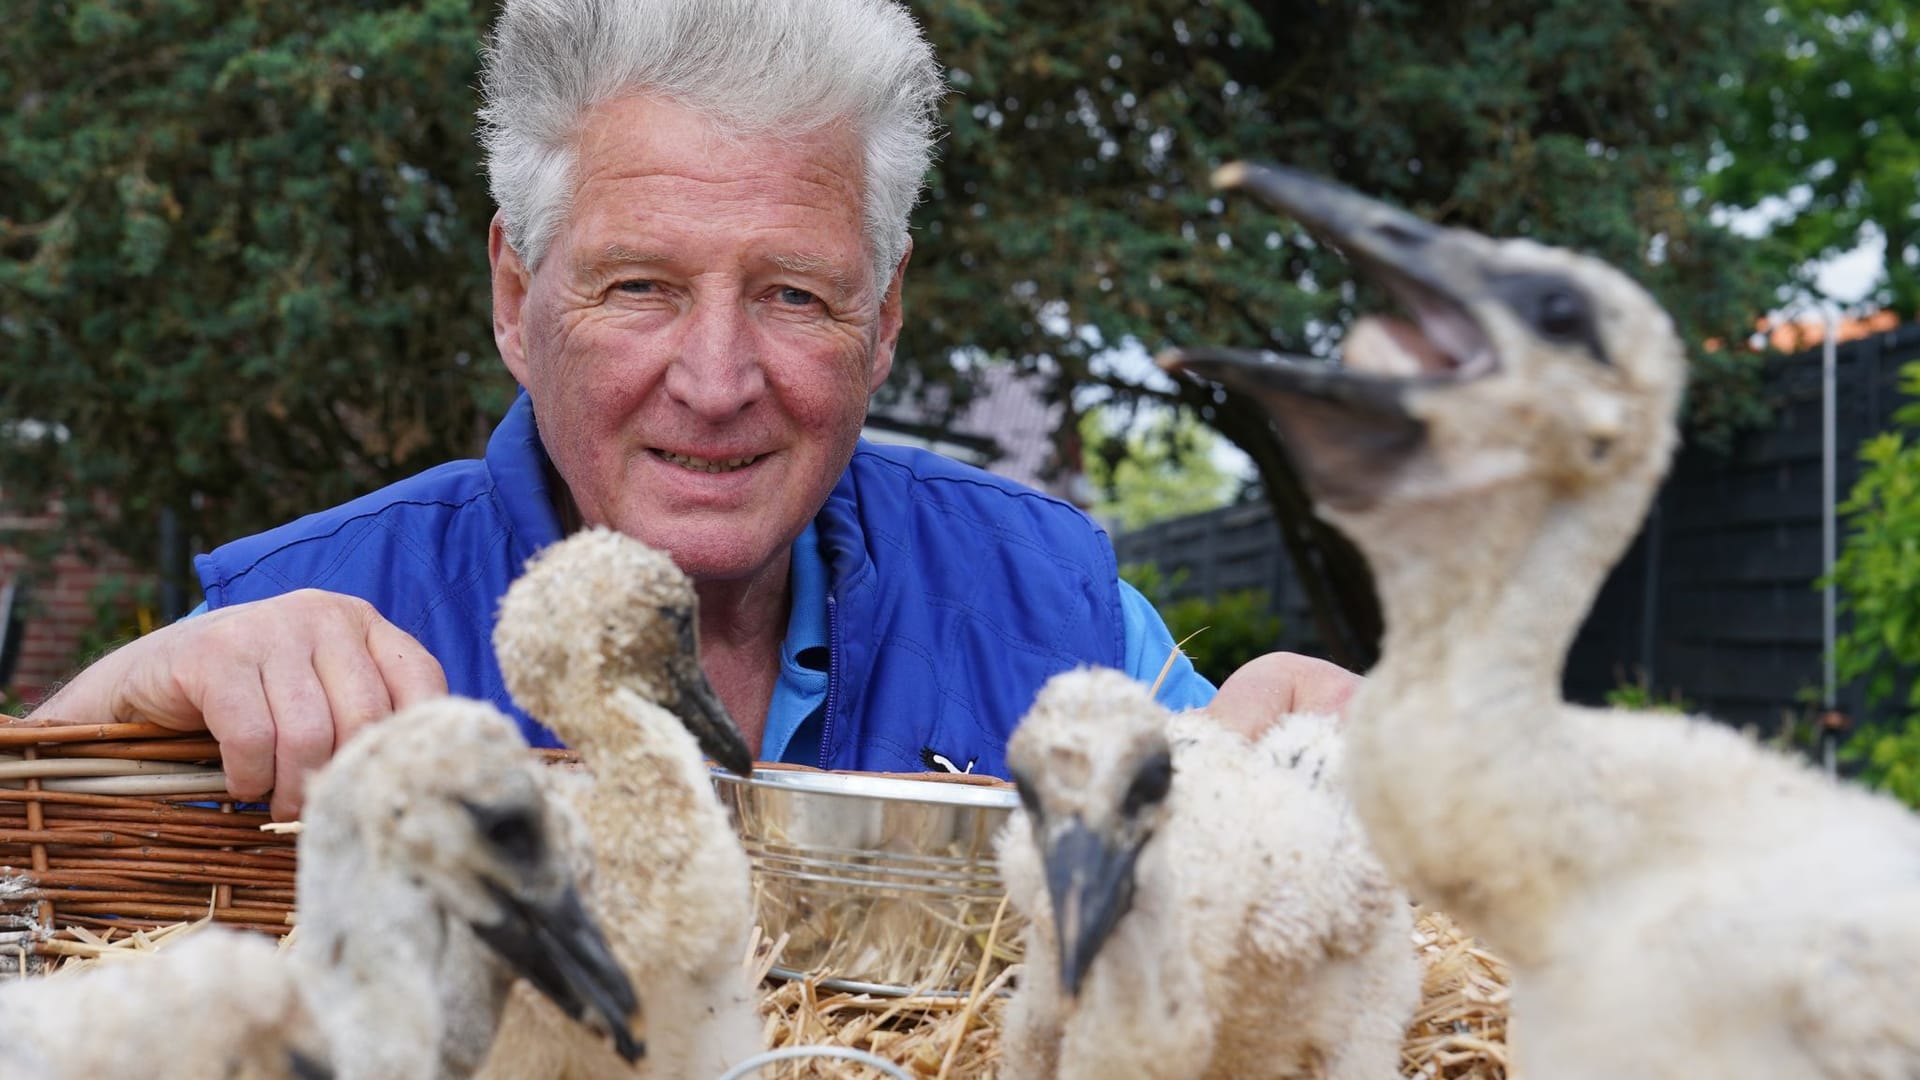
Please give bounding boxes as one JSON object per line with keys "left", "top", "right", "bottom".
{"left": 570, "top": 95, "right": 865, "bottom": 195}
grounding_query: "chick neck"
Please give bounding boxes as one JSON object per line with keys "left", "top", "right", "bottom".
{"left": 552, "top": 685, "right": 745, "bottom": 965}
{"left": 1356, "top": 471, "right": 1651, "bottom": 708}
{"left": 1332, "top": 459, "right": 1662, "bottom": 959}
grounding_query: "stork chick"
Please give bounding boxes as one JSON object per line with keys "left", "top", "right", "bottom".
{"left": 0, "top": 930, "right": 329, "bottom": 1080}
{"left": 998, "top": 667, "right": 1416, "bottom": 1080}
{"left": 296, "top": 696, "right": 642, "bottom": 1078}
{"left": 1163, "top": 163, "right": 1920, "bottom": 1078}
{"left": 481, "top": 526, "right": 762, "bottom": 1079}
{"left": 0, "top": 698, "right": 639, "bottom": 1080}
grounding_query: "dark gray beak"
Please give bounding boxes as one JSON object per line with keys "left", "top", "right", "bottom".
{"left": 1043, "top": 819, "right": 1146, "bottom": 998}
{"left": 668, "top": 617, "right": 756, "bottom": 777}
{"left": 478, "top": 881, "right": 646, "bottom": 1063}
{"left": 286, "top": 1048, "right": 333, "bottom": 1080}
{"left": 1159, "top": 162, "right": 1492, "bottom": 510}
{"left": 1214, "top": 161, "right": 1451, "bottom": 290}
{"left": 1159, "top": 344, "right": 1428, "bottom": 511}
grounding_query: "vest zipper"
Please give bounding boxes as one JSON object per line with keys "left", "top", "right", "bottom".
{"left": 819, "top": 591, "right": 840, "bottom": 769}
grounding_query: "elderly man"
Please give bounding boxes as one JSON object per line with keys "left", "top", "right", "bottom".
{"left": 28, "top": 0, "right": 1355, "bottom": 819}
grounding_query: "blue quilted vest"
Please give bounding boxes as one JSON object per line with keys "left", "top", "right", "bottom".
{"left": 194, "top": 393, "right": 1125, "bottom": 776}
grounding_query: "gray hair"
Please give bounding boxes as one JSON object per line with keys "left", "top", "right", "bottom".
{"left": 478, "top": 0, "right": 944, "bottom": 293}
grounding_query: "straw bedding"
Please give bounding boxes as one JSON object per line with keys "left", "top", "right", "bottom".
{"left": 2, "top": 723, "right": 1510, "bottom": 1077}
{"left": 7, "top": 908, "right": 1507, "bottom": 1079}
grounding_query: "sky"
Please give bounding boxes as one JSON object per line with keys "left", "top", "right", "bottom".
{"left": 1811, "top": 228, "right": 1885, "bottom": 305}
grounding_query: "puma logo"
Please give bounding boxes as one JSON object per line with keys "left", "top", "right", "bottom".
{"left": 919, "top": 746, "right": 977, "bottom": 775}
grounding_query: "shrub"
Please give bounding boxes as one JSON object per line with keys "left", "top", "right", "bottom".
{"left": 1603, "top": 667, "right": 1694, "bottom": 715}
{"left": 1121, "top": 563, "right": 1285, "bottom": 687}
{"left": 1825, "top": 360, "right": 1920, "bottom": 809}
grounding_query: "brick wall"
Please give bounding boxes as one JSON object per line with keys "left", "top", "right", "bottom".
{"left": 0, "top": 507, "right": 150, "bottom": 710}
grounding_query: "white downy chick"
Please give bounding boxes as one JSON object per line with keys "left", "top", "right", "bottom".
{"left": 0, "top": 697, "right": 638, "bottom": 1080}
{"left": 0, "top": 929, "right": 327, "bottom": 1080}
{"left": 482, "top": 526, "right": 762, "bottom": 1079}
{"left": 1166, "top": 162, "right": 1920, "bottom": 1078}
{"left": 998, "top": 668, "right": 1417, "bottom": 1080}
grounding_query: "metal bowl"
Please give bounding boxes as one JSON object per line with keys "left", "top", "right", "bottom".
{"left": 711, "top": 766, "right": 1026, "bottom": 996}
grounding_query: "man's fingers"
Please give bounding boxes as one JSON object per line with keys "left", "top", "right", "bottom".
{"left": 263, "top": 654, "right": 336, "bottom": 821}
{"left": 1278, "top": 654, "right": 1361, "bottom": 717}
{"left": 365, "top": 618, "right": 447, "bottom": 711}
{"left": 26, "top": 589, "right": 446, "bottom": 818}
{"left": 313, "top": 637, "right": 396, "bottom": 751}
{"left": 197, "top": 670, "right": 279, "bottom": 802}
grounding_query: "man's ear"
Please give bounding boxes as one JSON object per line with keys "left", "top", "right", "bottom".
{"left": 869, "top": 238, "right": 911, "bottom": 392}
{"left": 490, "top": 211, "right": 533, "bottom": 386}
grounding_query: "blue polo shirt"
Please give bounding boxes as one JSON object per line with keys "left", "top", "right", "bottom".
{"left": 187, "top": 523, "right": 1215, "bottom": 763}
{"left": 766, "top": 520, "right": 1212, "bottom": 763}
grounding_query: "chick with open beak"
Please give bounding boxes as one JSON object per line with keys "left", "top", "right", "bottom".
{"left": 1161, "top": 161, "right": 1681, "bottom": 522}
{"left": 1158, "top": 162, "right": 1920, "bottom": 1080}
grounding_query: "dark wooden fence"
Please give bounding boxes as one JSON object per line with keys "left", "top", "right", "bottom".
{"left": 1114, "top": 320, "right": 1920, "bottom": 733}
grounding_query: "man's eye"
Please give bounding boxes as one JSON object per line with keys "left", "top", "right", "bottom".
{"left": 615, "top": 279, "right": 656, "bottom": 295}
{"left": 776, "top": 286, "right": 819, "bottom": 307}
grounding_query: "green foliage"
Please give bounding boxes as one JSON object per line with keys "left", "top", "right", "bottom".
{"left": 1603, "top": 667, "right": 1694, "bottom": 714}
{"left": 0, "top": 0, "right": 514, "bottom": 590}
{"left": 1706, "top": 0, "right": 1919, "bottom": 314}
{"left": 1825, "top": 361, "right": 1920, "bottom": 807}
{"left": 0, "top": 0, "right": 1857, "bottom": 604}
{"left": 73, "top": 573, "right": 159, "bottom": 664}
{"left": 1080, "top": 404, "right": 1238, "bottom": 532}
{"left": 1121, "top": 562, "right": 1283, "bottom": 686}
{"left": 905, "top": 0, "right": 1788, "bottom": 442}
{"left": 1851, "top": 722, "right": 1920, "bottom": 808}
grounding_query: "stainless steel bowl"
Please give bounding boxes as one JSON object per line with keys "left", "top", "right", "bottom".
{"left": 711, "top": 767, "right": 1026, "bottom": 996}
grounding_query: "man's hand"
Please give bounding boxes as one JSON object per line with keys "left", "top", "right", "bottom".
{"left": 26, "top": 589, "right": 446, "bottom": 820}
{"left": 1207, "top": 651, "right": 1361, "bottom": 741}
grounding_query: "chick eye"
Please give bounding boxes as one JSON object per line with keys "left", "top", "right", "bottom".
{"left": 1535, "top": 288, "right": 1590, "bottom": 342}
{"left": 1121, "top": 749, "right": 1174, "bottom": 817}
{"left": 461, "top": 799, "right": 544, "bottom": 864}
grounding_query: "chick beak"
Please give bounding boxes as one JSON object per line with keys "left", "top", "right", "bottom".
{"left": 1213, "top": 160, "right": 1449, "bottom": 285}
{"left": 670, "top": 658, "right": 755, "bottom": 777}
{"left": 669, "top": 620, "right": 757, "bottom": 777}
{"left": 1160, "top": 161, "right": 1500, "bottom": 511}
{"left": 286, "top": 1048, "right": 333, "bottom": 1080}
{"left": 1158, "top": 344, "right": 1426, "bottom": 512}
{"left": 477, "top": 881, "right": 646, "bottom": 1063}
{"left": 1043, "top": 819, "right": 1145, "bottom": 998}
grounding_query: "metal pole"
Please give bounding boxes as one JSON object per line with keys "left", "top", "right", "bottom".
{"left": 158, "top": 506, "right": 185, "bottom": 623}
{"left": 1821, "top": 304, "right": 1839, "bottom": 777}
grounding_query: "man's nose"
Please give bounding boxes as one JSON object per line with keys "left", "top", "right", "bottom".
{"left": 663, "top": 299, "right": 767, "bottom": 420}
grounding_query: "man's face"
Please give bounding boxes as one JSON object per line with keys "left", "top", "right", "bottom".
{"left": 491, "top": 95, "right": 903, "bottom": 583}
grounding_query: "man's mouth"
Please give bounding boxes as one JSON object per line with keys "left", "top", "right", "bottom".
{"left": 651, "top": 449, "right": 764, "bottom": 474}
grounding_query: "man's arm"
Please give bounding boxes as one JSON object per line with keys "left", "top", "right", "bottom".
{"left": 25, "top": 589, "right": 446, "bottom": 820}
{"left": 1208, "top": 652, "right": 1360, "bottom": 738}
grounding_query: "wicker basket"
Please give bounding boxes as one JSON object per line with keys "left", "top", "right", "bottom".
{"left": 0, "top": 721, "right": 584, "bottom": 969}
{"left": 0, "top": 722, "right": 300, "bottom": 968}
